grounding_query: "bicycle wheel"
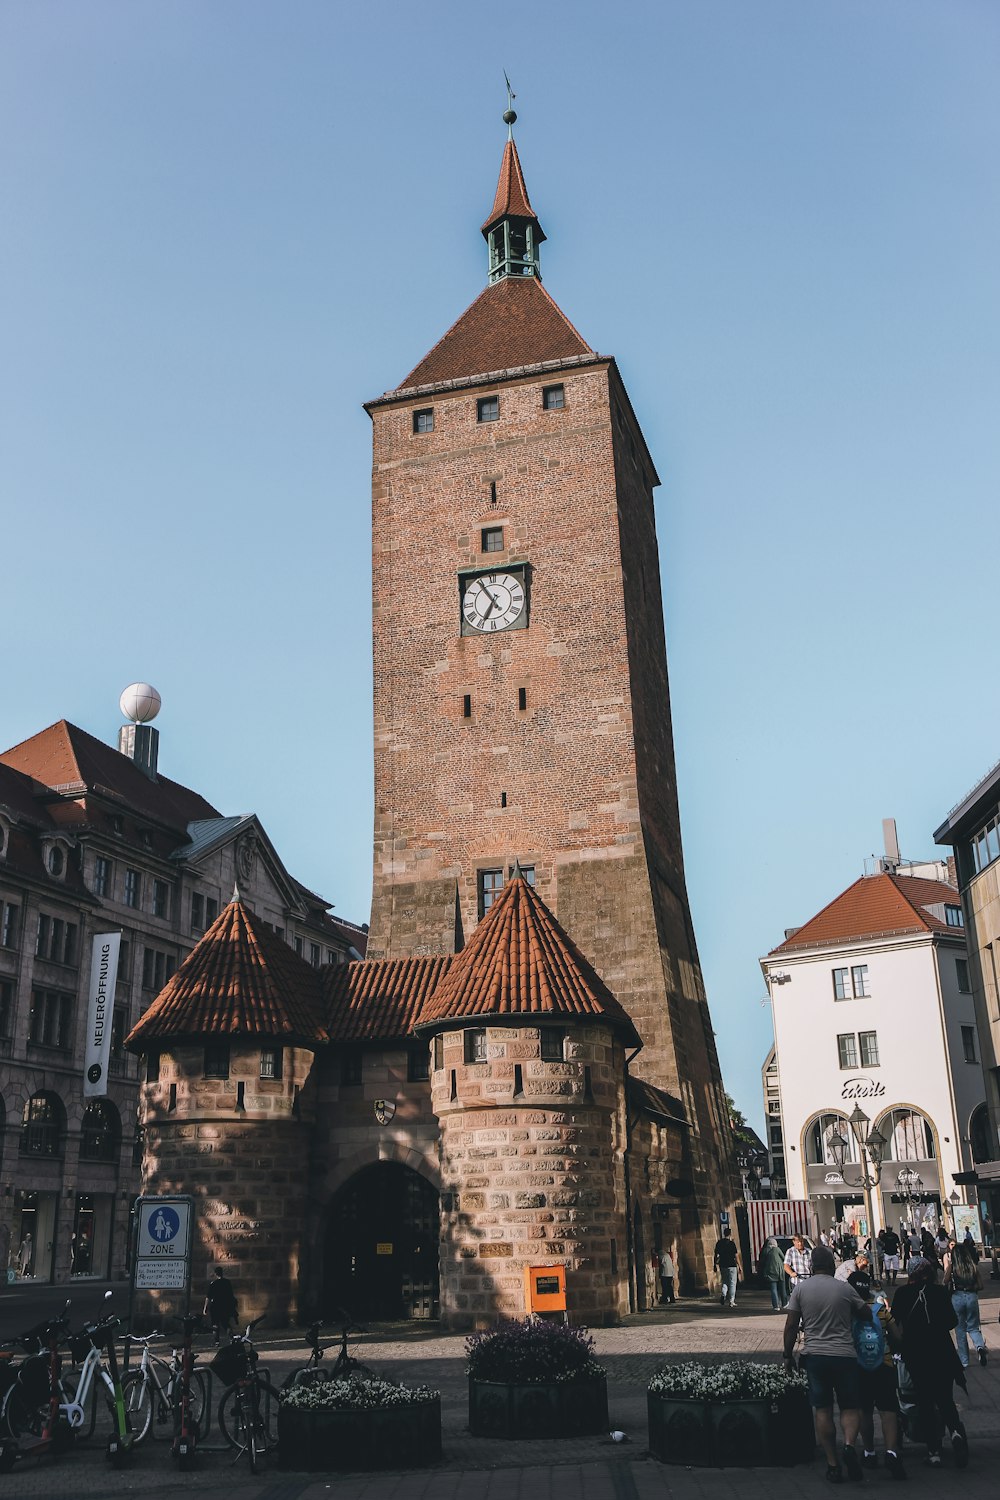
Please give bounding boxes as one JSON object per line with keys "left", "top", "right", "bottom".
{"left": 250, "top": 1377, "right": 279, "bottom": 1460}
{"left": 2, "top": 1382, "right": 48, "bottom": 1442}
{"left": 177, "top": 1367, "right": 209, "bottom": 1440}
{"left": 122, "top": 1373, "right": 154, "bottom": 1444}
{"left": 218, "top": 1377, "right": 279, "bottom": 1467}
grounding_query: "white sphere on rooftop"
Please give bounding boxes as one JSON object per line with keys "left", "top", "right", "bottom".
{"left": 120, "top": 683, "right": 162, "bottom": 724}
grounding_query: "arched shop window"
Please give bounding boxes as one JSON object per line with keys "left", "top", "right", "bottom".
{"left": 80, "top": 1099, "right": 121, "bottom": 1162}
{"left": 877, "top": 1108, "right": 936, "bottom": 1161}
{"left": 20, "top": 1092, "right": 66, "bottom": 1157}
{"left": 805, "top": 1112, "right": 858, "bottom": 1166}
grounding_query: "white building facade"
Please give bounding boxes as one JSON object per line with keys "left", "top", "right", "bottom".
{"left": 761, "top": 857, "right": 986, "bottom": 1240}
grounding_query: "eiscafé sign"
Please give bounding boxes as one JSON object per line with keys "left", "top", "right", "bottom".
{"left": 840, "top": 1076, "right": 886, "bottom": 1101}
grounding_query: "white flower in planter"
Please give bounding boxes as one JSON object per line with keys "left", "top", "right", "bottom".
{"left": 648, "top": 1360, "right": 807, "bottom": 1402}
{"left": 281, "top": 1378, "right": 440, "bottom": 1411}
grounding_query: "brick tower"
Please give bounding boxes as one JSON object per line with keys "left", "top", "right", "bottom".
{"left": 364, "top": 115, "right": 735, "bottom": 1280}
{"left": 127, "top": 896, "right": 324, "bottom": 1322}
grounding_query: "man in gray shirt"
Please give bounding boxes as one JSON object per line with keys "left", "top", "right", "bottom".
{"left": 783, "top": 1244, "right": 866, "bottom": 1483}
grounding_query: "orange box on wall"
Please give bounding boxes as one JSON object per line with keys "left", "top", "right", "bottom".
{"left": 524, "top": 1263, "right": 567, "bottom": 1313}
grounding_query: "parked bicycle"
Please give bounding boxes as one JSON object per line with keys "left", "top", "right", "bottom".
{"left": 123, "top": 1316, "right": 208, "bottom": 1454}
{"left": 283, "top": 1310, "right": 376, "bottom": 1391}
{"left": 2, "top": 1291, "right": 134, "bottom": 1465}
{"left": 213, "top": 1316, "right": 279, "bottom": 1473}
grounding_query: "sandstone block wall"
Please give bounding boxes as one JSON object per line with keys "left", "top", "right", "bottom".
{"left": 430, "top": 1022, "right": 628, "bottom": 1328}
{"left": 139, "top": 1042, "right": 315, "bottom": 1323}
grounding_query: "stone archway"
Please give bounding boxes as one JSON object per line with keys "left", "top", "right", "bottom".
{"left": 323, "top": 1161, "right": 439, "bottom": 1321}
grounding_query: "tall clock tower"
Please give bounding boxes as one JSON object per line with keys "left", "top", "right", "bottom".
{"left": 364, "top": 116, "right": 734, "bottom": 1242}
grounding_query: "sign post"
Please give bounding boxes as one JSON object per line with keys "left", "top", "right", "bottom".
{"left": 127, "top": 1195, "right": 195, "bottom": 1349}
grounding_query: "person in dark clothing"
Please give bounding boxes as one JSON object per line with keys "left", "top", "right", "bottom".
{"left": 891, "top": 1257, "right": 968, "bottom": 1468}
{"left": 920, "top": 1226, "right": 937, "bottom": 1262}
{"left": 204, "top": 1266, "right": 239, "bottom": 1344}
{"left": 713, "top": 1228, "right": 741, "bottom": 1309}
{"left": 881, "top": 1227, "right": 901, "bottom": 1284}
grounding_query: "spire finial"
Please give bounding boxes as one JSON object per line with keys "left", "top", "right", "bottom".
{"left": 503, "top": 72, "right": 517, "bottom": 138}
{"left": 231, "top": 879, "right": 243, "bottom": 904}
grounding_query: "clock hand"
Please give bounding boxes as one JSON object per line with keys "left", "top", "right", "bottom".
{"left": 479, "top": 589, "right": 499, "bottom": 620}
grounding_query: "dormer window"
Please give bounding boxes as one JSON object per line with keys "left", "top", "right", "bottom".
{"left": 945, "top": 905, "right": 964, "bottom": 928}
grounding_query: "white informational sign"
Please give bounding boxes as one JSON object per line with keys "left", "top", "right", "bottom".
{"left": 84, "top": 932, "right": 121, "bottom": 1098}
{"left": 134, "top": 1198, "right": 193, "bottom": 1292}
{"left": 953, "top": 1203, "right": 982, "bottom": 1245}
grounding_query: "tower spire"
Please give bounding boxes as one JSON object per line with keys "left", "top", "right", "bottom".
{"left": 481, "top": 92, "right": 546, "bottom": 284}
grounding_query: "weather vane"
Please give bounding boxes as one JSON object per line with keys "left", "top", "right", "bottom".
{"left": 503, "top": 72, "right": 517, "bottom": 137}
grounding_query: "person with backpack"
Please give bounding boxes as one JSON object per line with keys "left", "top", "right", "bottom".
{"left": 944, "top": 1235, "right": 988, "bottom": 1369}
{"left": 850, "top": 1279, "right": 906, "bottom": 1479}
{"left": 890, "top": 1256, "right": 968, "bottom": 1468}
{"left": 782, "top": 1244, "right": 866, "bottom": 1483}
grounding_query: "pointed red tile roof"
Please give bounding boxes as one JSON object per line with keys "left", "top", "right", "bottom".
{"left": 770, "top": 872, "right": 961, "bottom": 954}
{"left": 1, "top": 720, "right": 220, "bottom": 832}
{"left": 393, "top": 276, "right": 594, "bottom": 392}
{"left": 323, "top": 956, "right": 454, "bottom": 1042}
{"left": 414, "top": 875, "right": 640, "bottom": 1042}
{"left": 125, "top": 898, "right": 328, "bottom": 1049}
{"left": 481, "top": 137, "right": 539, "bottom": 234}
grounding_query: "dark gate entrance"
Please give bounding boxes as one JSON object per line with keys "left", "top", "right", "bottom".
{"left": 324, "top": 1162, "right": 439, "bottom": 1320}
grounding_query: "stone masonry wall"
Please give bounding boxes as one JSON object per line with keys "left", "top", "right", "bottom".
{"left": 139, "top": 1042, "right": 315, "bottom": 1323}
{"left": 431, "top": 1022, "right": 629, "bottom": 1329}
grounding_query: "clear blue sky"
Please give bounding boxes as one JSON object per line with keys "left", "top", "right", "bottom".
{"left": 3, "top": 2, "right": 998, "bottom": 1132}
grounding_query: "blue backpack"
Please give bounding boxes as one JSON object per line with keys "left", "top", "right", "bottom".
{"left": 853, "top": 1305, "right": 886, "bottom": 1371}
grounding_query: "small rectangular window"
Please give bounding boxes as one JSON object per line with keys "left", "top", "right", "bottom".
{"left": 1, "top": 902, "right": 19, "bottom": 949}
{"left": 962, "top": 1025, "right": 977, "bottom": 1063}
{"left": 94, "top": 856, "right": 112, "bottom": 898}
{"left": 145, "top": 1051, "right": 160, "bottom": 1083}
{"left": 294, "top": 937, "right": 303, "bottom": 957}
{"left": 124, "top": 869, "right": 141, "bottom": 909}
{"left": 0, "top": 979, "right": 12, "bottom": 1037}
{"left": 433, "top": 1034, "right": 444, "bottom": 1072}
{"left": 477, "top": 395, "right": 499, "bottom": 423}
{"left": 482, "top": 526, "right": 504, "bottom": 553}
{"left": 341, "top": 1046, "right": 363, "bottom": 1086}
{"left": 464, "top": 1028, "right": 487, "bottom": 1064}
{"left": 412, "top": 407, "right": 434, "bottom": 434}
{"left": 407, "top": 1045, "right": 430, "bottom": 1082}
{"left": 152, "top": 880, "right": 170, "bottom": 919}
{"left": 310, "top": 942, "right": 321, "bottom": 968}
{"left": 204, "top": 1041, "right": 230, "bottom": 1079}
{"left": 859, "top": 1031, "right": 879, "bottom": 1067}
{"left": 521, "top": 865, "right": 536, "bottom": 887}
{"left": 542, "top": 383, "right": 565, "bottom": 411}
{"left": 832, "top": 968, "right": 850, "bottom": 1001}
{"left": 837, "top": 1033, "right": 858, "bottom": 1069}
{"left": 478, "top": 868, "right": 504, "bottom": 917}
{"left": 851, "top": 965, "right": 870, "bottom": 997}
{"left": 191, "top": 892, "right": 205, "bottom": 934}
{"left": 956, "top": 957, "right": 971, "bottom": 993}
{"left": 945, "top": 905, "right": 964, "bottom": 928}
{"left": 518, "top": 687, "right": 527, "bottom": 711}
{"left": 463, "top": 695, "right": 472, "bottom": 719}
{"left": 539, "top": 1028, "right": 565, "bottom": 1061}
{"left": 205, "top": 897, "right": 219, "bottom": 927}
{"left": 35, "top": 914, "right": 50, "bottom": 958}
{"left": 260, "top": 1047, "right": 283, "bottom": 1081}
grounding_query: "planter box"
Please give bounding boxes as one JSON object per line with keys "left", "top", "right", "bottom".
{"left": 648, "top": 1388, "right": 815, "bottom": 1468}
{"left": 469, "top": 1375, "right": 609, "bottom": 1439}
{"left": 278, "top": 1397, "right": 441, "bottom": 1472}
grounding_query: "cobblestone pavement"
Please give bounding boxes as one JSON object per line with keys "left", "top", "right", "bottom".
{"left": 2, "top": 1284, "right": 998, "bottom": 1499}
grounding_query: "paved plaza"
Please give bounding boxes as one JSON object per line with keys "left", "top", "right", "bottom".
{"left": 1, "top": 1283, "right": 998, "bottom": 1499}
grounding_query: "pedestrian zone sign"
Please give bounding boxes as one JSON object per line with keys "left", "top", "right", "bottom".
{"left": 134, "top": 1196, "right": 193, "bottom": 1292}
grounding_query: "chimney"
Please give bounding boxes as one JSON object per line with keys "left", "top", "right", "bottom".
{"left": 117, "top": 683, "right": 162, "bottom": 781}
{"left": 882, "top": 818, "right": 900, "bottom": 872}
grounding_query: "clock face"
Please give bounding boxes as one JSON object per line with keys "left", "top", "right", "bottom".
{"left": 462, "top": 572, "right": 526, "bottom": 633}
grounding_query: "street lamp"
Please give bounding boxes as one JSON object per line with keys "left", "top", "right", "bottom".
{"left": 829, "top": 1105, "right": 887, "bottom": 1278}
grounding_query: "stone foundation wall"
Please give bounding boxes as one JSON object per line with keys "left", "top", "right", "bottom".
{"left": 139, "top": 1042, "right": 315, "bottom": 1323}
{"left": 431, "top": 1022, "right": 629, "bottom": 1328}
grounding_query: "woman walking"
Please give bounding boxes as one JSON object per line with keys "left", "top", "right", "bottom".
{"left": 945, "top": 1235, "right": 988, "bottom": 1369}
{"left": 760, "top": 1236, "right": 788, "bottom": 1310}
{"left": 891, "top": 1257, "right": 968, "bottom": 1467}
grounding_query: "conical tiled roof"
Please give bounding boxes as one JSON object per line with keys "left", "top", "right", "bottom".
{"left": 481, "top": 137, "right": 540, "bottom": 234}
{"left": 126, "top": 897, "right": 328, "bottom": 1049}
{"left": 414, "top": 875, "right": 640, "bottom": 1044}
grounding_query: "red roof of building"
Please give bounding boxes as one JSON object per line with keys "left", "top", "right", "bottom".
{"left": 393, "top": 275, "right": 594, "bottom": 392}
{"left": 1, "top": 721, "right": 220, "bottom": 832}
{"left": 324, "top": 956, "right": 454, "bottom": 1043}
{"left": 414, "top": 874, "right": 640, "bottom": 1041}
{"left": 125, "top": 897, "right": 328, "bottom": 1049}
{"left": 770, "top": 872, "right": 961, "bottom": 954}
{"left": 481, "top": 137, "right": 539, "bottom": 234}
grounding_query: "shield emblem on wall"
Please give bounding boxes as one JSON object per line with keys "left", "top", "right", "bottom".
{"left": 374, "top": 1099, "right": 396, "bottom": 1125}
